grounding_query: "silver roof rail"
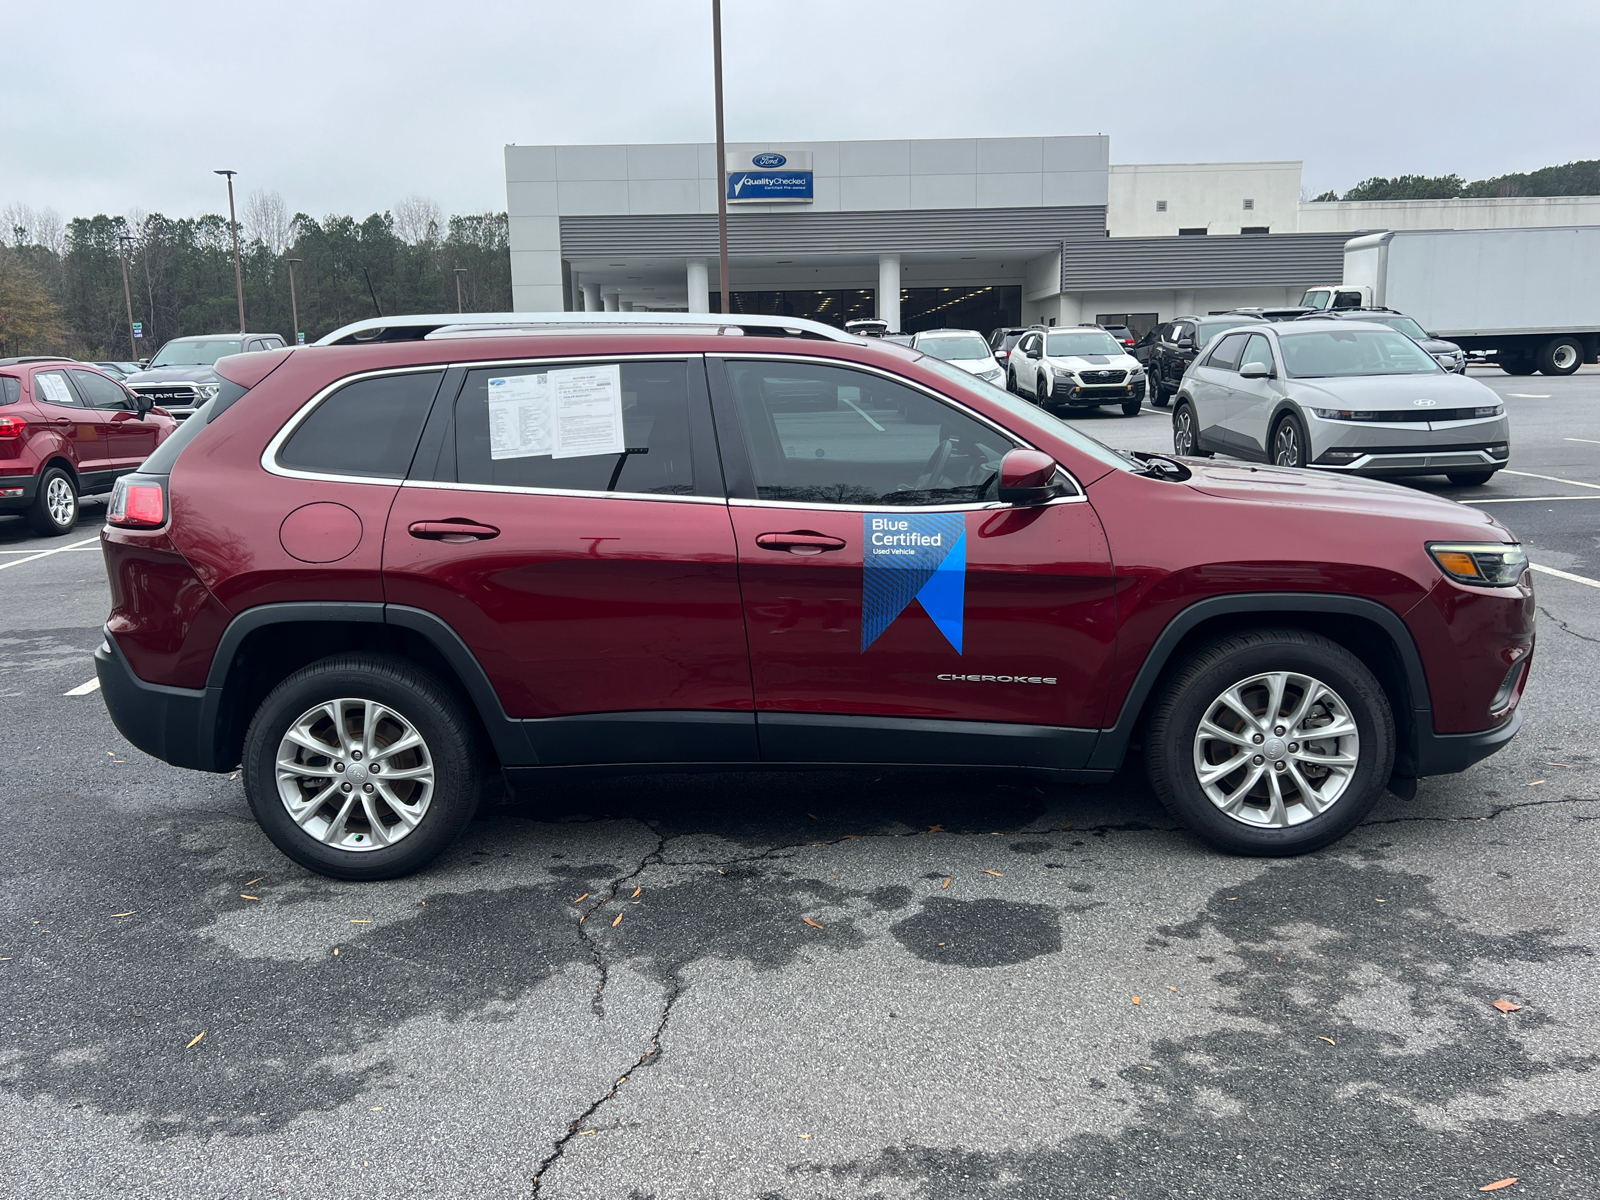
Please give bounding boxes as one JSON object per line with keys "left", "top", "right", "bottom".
{"left": 314, "top": 311, "right": 859, "bottom": 346}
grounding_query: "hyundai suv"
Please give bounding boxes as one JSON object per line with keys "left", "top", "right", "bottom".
{"left": 1, "top": 358, "right": 176, "bottom": 535}
{"left": 96, "top": 314, "right": 1534, "bottom": 880}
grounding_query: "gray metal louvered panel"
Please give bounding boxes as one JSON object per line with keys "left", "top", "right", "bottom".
{"left": 561, "top": 206, "right": 1106, "bottom": 258}
{"left": 1061, "top": 233, "right": 1350, "bottom": 290}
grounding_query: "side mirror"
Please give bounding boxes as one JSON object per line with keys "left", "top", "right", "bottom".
{"left": 1175, "top": 337, "right": 1194, "bottom": 351}
{"left": 129, "top": 387, "right": 153, "bottom": 415}
{"left": 998, "top": 448, "right": 1063, "bottom": 506}
{"left": 1239, "top": 361, "right": 1273, "bottom": 380}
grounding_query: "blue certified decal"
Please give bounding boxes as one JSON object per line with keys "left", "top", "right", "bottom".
{"left": 751, "top": 152, "right": 787, "bottom": 168}
{"left": 862, "top": 513, "right": 966, "bottom": 654}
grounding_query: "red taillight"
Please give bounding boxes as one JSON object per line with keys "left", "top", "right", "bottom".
{"left": 0, "top": 415, "right": 25, "bottom": 438}
{"left": 108, "top": 478, "right": 167, "bottom": 528}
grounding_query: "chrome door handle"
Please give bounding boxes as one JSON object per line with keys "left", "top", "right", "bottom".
{"left": 408, "top": 520, "right": 500, "bottom": 542}
{"left": 755, "top": 531, "right": 847, "bottom": 555}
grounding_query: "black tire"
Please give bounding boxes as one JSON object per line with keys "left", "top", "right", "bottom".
{"left": 1145, "top": 629, "right": 1395, "bottom": 856}
{"left": 1007, "top": 366, "right": 1019, "bottom": 394}
{"left": 1271, "top": 412, "right": 1309, "bottom": 468}
{"left": 1149, "top": 370, "right": 1170, "bottom": 408}
{"left": 1500, "top": 355, "right": 1536, "bottom": 376}
{"left": 1535, "top": 336, "right": 1582, "bottom": 376}
{"left": 243, "top": 653, "right": 484, "bottom": 881}
{"left": 26, "top": 466, "right": 79, "bottom": 537}
{"left": 1121, "top": 395, "right": 1142, "bottom": 417}
{"left": 1173, "top": 401, "right": 1208, "bottom": 457}
{"left": 1037, "top": 372, "right": 1051, "bottom": 405}
{"left": 1447, "top": 470, "right": 1497, "bottom": 486}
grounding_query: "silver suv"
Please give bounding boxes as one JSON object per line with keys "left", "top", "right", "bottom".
{"left": 1170, "top": 319, "right": 1510, "bottom": 485}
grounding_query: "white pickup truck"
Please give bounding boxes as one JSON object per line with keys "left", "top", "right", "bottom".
{"left": 1300, "top": 227, "right": 1600, "bottom": 376}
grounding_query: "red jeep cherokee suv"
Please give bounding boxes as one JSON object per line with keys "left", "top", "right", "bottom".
{"left": 1, "top": 357, "right": 176, "bottom": 535}
{"left": 94, "top": 316, "right": 1534, "bottom": 880}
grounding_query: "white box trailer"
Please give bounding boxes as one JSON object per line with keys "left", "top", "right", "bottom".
{"left": 1302, "top": 227, "right": 1600, "bottom": 376}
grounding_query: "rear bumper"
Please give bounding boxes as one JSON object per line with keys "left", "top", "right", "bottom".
{"left": 95, "top": 632, "right": 226, "bottom": 772}
{"left": 1413, "top": 708, "right": 1522, "bottom": 776}
{"left": 0, "top": 471, "right": 38, "bottom": 513}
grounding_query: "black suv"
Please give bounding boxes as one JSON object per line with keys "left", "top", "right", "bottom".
{"left": 1143, "top": 314, "right": 1264, "bottom": 407}
{"left": 1292, "top": 307, "right": 1467, "bottom": 374}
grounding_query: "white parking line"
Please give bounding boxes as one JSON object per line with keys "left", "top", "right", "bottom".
{"left": 1565, "top": 437, "right": 1600, "bottom": 446}
{"left": 64, "top": 678, "right": 101, "bottom": 696}
{"left": 1531, "top": 563, "right": 1600, "bottom": 590}
{"left": 0, "top": 535, "right": 100, "bottom": 571}
{"left": 1504, "top": 393, "right": 1551, "bottom": 398}
{"left": 1502, "top": 470, "right": 1600, "bottom": 491}
{"left": 1459, "top": 496, "right": 1600, "bottom": 504}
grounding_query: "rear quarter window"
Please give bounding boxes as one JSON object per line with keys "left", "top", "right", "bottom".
{"left": 0, "top": 376, "right": 19, "bottom": 404}
{"left": 277, "top": 371, "right": 443, "bottom": 479}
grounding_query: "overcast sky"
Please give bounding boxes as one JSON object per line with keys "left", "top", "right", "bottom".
{"left": 4, "top": 0, "right": 1596, "bottom": 224}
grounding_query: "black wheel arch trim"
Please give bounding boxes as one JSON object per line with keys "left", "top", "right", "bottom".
{"left": 1086, "top": 592, "right": 1439, "bottom": 774}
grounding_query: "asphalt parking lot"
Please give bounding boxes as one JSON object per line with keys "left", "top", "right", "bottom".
{"left": 2, "top": 367, "right": 1597, "bottom": 1199}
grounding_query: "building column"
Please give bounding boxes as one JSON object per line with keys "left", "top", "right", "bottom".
{"left": 877, "top": 254, "right": 901, "bottom": 332}
{"left": 602, "top": 290, "right": 620, "bottom": 312}
{"left": 581, "top": 282, "right": 602, "bottom": 312}
{"left": 686, "top": 259, "right": 710, "bottom": 314}
{"left": 620, "top": 300, "right": 634, "bottom": 312}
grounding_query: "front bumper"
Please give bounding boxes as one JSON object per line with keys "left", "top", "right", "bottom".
{"left": 0, "top": 472, "right": 39, "bottom": 513}
{"left": 1414, "top": 708, "right": 1523, "bottom": 776}
{"left": 95, "top": 632, "right": 225, "bottom": 772}
{"left": 1047, "top": 379, "right": 1146, "bottom": 409}
{"left": 1309, "top": 412, "right": 1510, "bottom": 475}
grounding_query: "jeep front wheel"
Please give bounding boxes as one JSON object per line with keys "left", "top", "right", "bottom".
{"left": 1145, "top": 630, "right": 1394, "bottom": 856}
{"left": 243, "top": 653, "right": 482, "bottom": 880}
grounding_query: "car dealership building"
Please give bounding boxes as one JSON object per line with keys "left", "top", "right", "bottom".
{"left": 504, "top": 135, "right": 1600, "bottom": 337}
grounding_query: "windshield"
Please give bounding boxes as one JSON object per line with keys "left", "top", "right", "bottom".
{"left": 1376, "top": 316, "right": 1429, "bottom": 340}
{"left": 150, "top": 338, "right": 243, "bottom": 368}
{"left": 917, "top": 334, "right": 991, "bottom": 362}
{"left": 1196, "top": 320, "right": 1257, "bottom": 349}
{"left": 1300, "top": 289, "right": 1332, "bottom": 310}
{"left": 1279, "top": 329, "right": 1442, "bottom": 378}
{"left": 1046, "top": 331, "right": 1122, "bottom": 357}
{"left": 915, "top": 356, "right": 1136, "bottom": 475}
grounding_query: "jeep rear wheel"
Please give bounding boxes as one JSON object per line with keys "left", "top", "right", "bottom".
{"left": 1145, "top": 630, "right": 1394, "bottom": 856}
{"left": 243, "top": 653, "right": 483, "bottom": 880}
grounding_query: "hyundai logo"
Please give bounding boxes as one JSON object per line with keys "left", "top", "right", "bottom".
{"left": 751, "top": 152, "right": 787, "bottom": 168}
{"left": 1413, "top": 398, "right": 1437, "bottom": 406}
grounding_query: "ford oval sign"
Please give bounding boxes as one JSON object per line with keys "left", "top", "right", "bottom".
{"left": 751, "top": 152, "right": 787, "bottom": 168}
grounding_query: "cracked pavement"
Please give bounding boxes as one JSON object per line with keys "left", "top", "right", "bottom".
{"left": 3, "top": 369, "right": 1599, "bottom": 1198}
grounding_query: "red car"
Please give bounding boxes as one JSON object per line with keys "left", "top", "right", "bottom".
{"left": 94, "top": 317, "right": 1535, "bottom": 880}
{"left": 1, "top": 357, "right": 177, "bottom": 536}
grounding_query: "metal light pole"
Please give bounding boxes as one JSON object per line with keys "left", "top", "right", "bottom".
{"left": 115, "top": 233, "right": 138, "bottom": 357}
{"left": 712, "top": 0, "right": 730, "bottom": 316}
{"left": 286, "top": 258, "right": 302, "bottom": 345}
{"left": 454, "top": 268, "right": 468, "bottom": 313}
{"left": 215, "top": 169, "right": 246, "bottom": 333}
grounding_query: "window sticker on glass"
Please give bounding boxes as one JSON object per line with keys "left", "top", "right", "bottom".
{"left": 550, "top": 363, "right": 626, "bottom": 459}
{"left": 37, "top": 373, "right": 75, "bottom": 406}
{"left": 487, "top": 373, "right": 553, "bottom": 460}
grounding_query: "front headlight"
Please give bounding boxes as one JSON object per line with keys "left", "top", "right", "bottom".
{"left": 1130, "top": 367, "right": 1145, "bottom": 378}
{"left": 1427, "top": 542, "right": 1528, "bottom": 587}
{"left": 1311, "top": 408, "right": 1380, "bottom": 421}
{"left": 979, "top": 367, "right": 1003, "bottom": 382}
{"left": 193, "top": 383, "right": 221, "bottom": 403}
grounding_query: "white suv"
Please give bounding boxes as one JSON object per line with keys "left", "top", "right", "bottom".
{"left": 1008, "top": 326, "right": 1147, "bottom": 417}
{"left": 910, "top": 328, "right": 1004, "bottom": 385}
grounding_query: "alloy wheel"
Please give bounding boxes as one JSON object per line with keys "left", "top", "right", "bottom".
{"left": 1191, "top": 670, "right": 1360, "bottom": 827}
{"left": 1174, "top": 406, "right": 1196, "bottom": 455}
{"left": 46, "top": 475, "right": 76, "bottom": 527}
{"left": 1273, "top": 421, "right": 1302, "bottom": 466}
{"left": 275, "top": 697, "right": 435, "bottom": 850}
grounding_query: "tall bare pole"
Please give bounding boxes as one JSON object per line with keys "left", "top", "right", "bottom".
{"left": 116, "top": 233, "right": 138, "bottom": 358}
{"left": 215, "top": 169, "right": 246, "bottom": 333}
{"left": 286, "top": 258, "right": 302, "bottom": 345}
{"left": 454, "top": 268, "right": 468, "bottom": 313}
{"left": 712, "top": 0, "right": 730, "bottom": 316}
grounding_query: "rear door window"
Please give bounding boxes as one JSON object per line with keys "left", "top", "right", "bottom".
{"left": 720, "top": 359, "right": 1011, "bottom": 506}
{"left": 277, "top": 371, "right": 443, "bottom": 479}
{"left": 453, "top": 358, "right": 715, "bottom": 497}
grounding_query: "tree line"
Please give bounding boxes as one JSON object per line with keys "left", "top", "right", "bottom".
{"left": 1311, "top": 158, "right": 1600, "bottom": 203}
{"left": 0, "top": 193, "right": 513, "bottom": 360}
